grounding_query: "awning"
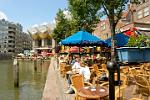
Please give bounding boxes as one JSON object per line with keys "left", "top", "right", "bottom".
{"left": 35, "top": 47, "right": 52, "bottom": 50}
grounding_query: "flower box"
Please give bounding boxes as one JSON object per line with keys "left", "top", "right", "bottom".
{"left": 117, "top": 47, "right": 150, "bottom": 63}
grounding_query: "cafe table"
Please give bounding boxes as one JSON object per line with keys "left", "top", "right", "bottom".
{"left": 66, "top": 71, "right": 79, "bottom": 75}
{"left": 77, "top": 86, "right": 108, "bottom": 100}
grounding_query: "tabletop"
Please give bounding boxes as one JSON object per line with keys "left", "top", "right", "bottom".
{"left": 77, "top": 86, "right": 108, "bottom": 99}
{"left": 66, "top": 71, "right": 79, "bottom": 75}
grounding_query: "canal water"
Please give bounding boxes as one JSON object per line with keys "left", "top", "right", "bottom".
{"left": 0, "top": 59, "right": 50, "bottom": 100}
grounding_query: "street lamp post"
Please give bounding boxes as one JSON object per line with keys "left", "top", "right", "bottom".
{"left": 107, "top": 61, "right": 117, "bottom": 100}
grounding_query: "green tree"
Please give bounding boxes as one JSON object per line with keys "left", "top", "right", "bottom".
{"left": 68, "top": 0, "right": 102, "bottom": 33}
{"left": 52, "top": 9, "right": 73, "bottom": 44}
{"left": 99, "top": 0, "right": 139, "bottom": 61}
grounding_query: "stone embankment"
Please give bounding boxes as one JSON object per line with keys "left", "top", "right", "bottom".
{"left": 42, "top": 57, "right": 66, "bottom": 100}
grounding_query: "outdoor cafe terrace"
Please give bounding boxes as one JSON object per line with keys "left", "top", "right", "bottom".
{"left": 42, "top": 56, "right": 150, "bottom": 100}
{"left": 42, "top": 30, "right": 150, "bottom": 100}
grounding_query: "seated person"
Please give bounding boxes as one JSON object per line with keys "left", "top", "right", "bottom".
{"left": 59, "top": 56, "right": 64, "bottom": 63}
{"left": 79, "top": 62, "right": 91, "bottom": 82}
{"left": 70, "top": 56, "right": 76, "bottom": 65}
{"left": 58, "top": 56, "right": 65, "bottom": 70}
{"left": 65, "top": 58, "right": 81, "bottom": 94}
{"left": 72, "top": 57, "right": 81, "bottom": 73}
{"left": 99, "top": 72, "right": 108, "bottom": 81}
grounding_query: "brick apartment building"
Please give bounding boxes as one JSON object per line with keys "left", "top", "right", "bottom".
{"left": 93, "top": 0, "right": 150, "bottom": 40}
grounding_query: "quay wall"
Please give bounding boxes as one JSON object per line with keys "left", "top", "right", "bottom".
{"left": 42, "top": 57, "right": 66, "bottom": 100}
{"left": 0, "top": 53, "right": 12, "bottom": 60}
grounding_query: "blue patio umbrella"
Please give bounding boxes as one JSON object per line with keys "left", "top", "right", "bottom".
{"left": 60, "top": 30, "right": 107, "bottom": 46}
{"left": 105, "top": 33, "right": 129, "bottom": 47}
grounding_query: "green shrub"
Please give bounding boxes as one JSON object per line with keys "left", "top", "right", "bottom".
{"left": 127, "top": 35, "right": 150, "bottom": 47}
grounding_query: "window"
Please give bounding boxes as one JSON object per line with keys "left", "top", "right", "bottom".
{"left": 140, "top": 0, "right": 148, "bottom": 4}
{"left": 142, "top": 0, "right": 146, "bottom": 3}
{"left": 144, "top": 7, "right": 149, "bottom": 17}
{"left": 146, "top": 21, "right": 150, "bottom": 23}
{"left": 137, "top": 10, "right": 143, "bottom": 19}
{"left": 101, "top": 22, "right": 106, "bottom": 31}
{"left": 8, "top": 50, "right": 14, "bottom": 52}
{"left": 8, "top": 36, "right": 13, "bottom": 38}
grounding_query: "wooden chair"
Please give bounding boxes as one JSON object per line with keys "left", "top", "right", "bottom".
{"left": 59, "top": 62, "right": 66, "bottom": 78}
{"left": 99, "top": 63, "right": 108, "bottom": 74}
{"left": 70, "top": 74, "right": 92, "bottom": 100}
{"left": 92, "top": 64, "right": 107, "bottom": 86}
{"left": 120, "top": 66, "right": 129, "bottom": 74}
{"left": 101, "top": 63, "right": 107, "bottom": 70}
{"left": 143, "top": 63, "right": 150, "bottom": 75}
{"left": 89, "top": 70, "right": 97, "bottom": 84}
{"left": 115, "top": 74, "right": 127, "bottom": 100}
{"left": 129, "top": 98, "right": 144, "bottom": 100}
{"left": 100, "top": 74, "right": 127, "bottom": 100}
{"left": 92, "top": 64, "right": 102, "bottom": 77}
{"left": 120, "top": 66, "right": 132, "bottom": 85}
{"left": 129, "top": 68, "right": 139, "bottom": 78}
{"left": 134, "top": 75, "right": 150, "bottom": 97}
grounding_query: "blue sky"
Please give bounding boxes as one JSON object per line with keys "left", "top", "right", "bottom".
{"left": 0, "top": 0, "right": 67, "bottom": 32}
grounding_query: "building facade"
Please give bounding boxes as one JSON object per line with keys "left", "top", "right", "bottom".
{"left": 93, "top": 19, "right": 111, "bottom": 40}
{"left": 0, "top": 19, "right": 32, "bottom": 59}
{"left": 93, "top": 0, "right": 150, "bottom": 40}
{"left": 28, "top": 23, "right": 55, "bottom": 54}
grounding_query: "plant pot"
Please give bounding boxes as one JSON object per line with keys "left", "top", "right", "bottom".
{"left": 143, "top": 48, "right": 150, "bottom": 62}
{"left": 117, "top": 47, "right": 150, "bottom": 63}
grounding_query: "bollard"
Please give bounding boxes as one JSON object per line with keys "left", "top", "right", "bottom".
{"left": 13, "top": 59, "right": 19, "bottom": 87}
{"left": 41, "top": 58, "right": 43, "bottom": 65}
{"left": 107, "top": 61, "right": 117, "bottom": 100}
{"left": 40, "top": 59, "right": 43, "bottom": 72}
{"left": 34, "top": 59, "right": 37, "bottom": 71}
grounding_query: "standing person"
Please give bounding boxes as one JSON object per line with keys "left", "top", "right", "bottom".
{"left": 79, "top": 62, "right": 91, "bottom": 82}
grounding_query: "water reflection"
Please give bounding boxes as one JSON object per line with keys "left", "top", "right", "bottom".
{"left": 0, "top": 59, "right": 50, "bottom": 100}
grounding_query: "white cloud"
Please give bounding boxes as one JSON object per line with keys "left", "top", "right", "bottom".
{"left": 41, "top": 22, "right": 48, "bottom": 25}
{"left": 0, "top": 11, "right": 8, "bottom": 20}
{"left": 51, "top": 19, "right": 56, "bottom": 24}
{"left": 32, "top": 24, "right": 38, "bottom": 28}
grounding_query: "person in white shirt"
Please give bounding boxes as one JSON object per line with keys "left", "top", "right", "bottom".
{"left": 65, "top": 57, "right": 81, "bottom": 94}
{"left": 79, "top": 62, "right": 91, "bottom": 82}
{"left": 72, "top": 57, "right": 81, "bottom": 73}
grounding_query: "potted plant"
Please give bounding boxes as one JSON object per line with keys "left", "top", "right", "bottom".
{"left": 117, "top": 35, "right": 150, "bottom": 63}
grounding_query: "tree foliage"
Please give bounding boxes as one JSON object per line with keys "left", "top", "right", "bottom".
{"left": 128, "top": 35, "right": 150, "bottom": 47}
{"left": 68, "top": 0, "right": 102, "bottom": 33}
{"left": 52, "top": 0, "right": 103, "bottom": 44}
{"left": 99, "top": 0, "right": 140, "bottom": 61}
{"left": 52, "top": 9, "right": 73, "bottom": 44}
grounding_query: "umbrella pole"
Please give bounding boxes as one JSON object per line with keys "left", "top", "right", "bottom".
{"left": 79, "top": 46, "right": 81, "bottom": 58}
{"left": 70, "top": 46, "right": 73, "bottom": 60}
{"left": 92, "top": 47, "right": 94, "bottom": 63}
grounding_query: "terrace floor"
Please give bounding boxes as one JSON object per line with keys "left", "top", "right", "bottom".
{"left": 42, "top": 57, "right": 149, "bottom": 100}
